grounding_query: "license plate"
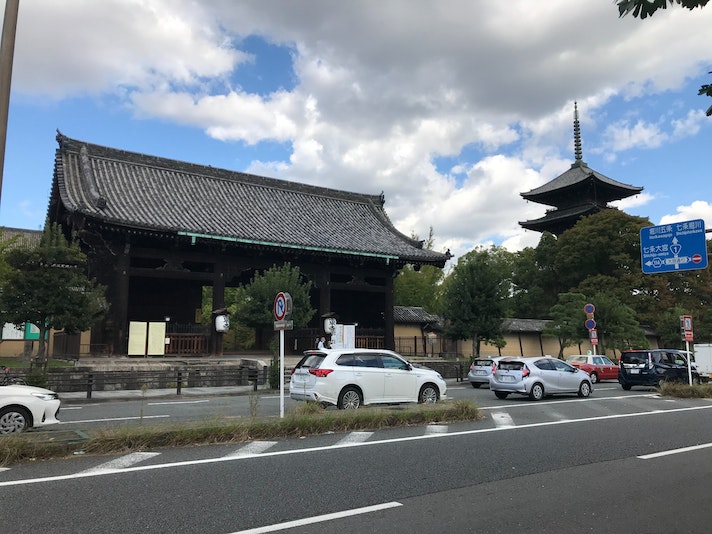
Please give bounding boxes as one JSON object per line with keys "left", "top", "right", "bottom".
{"left": 475, "top": 370, "right": 485, "bottom": 375}
{"left": 500, "top": 375, "right": 515, "bottom": 382}
{"left": 631, "top": 369, "right": 640, "bottom": 374}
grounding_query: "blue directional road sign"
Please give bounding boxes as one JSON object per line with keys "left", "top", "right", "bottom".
{"left": 640, "top": 219, "right": 708, "bottom": 274}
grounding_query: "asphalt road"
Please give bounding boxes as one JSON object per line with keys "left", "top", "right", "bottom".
{"left": 2, "top": 381, "right": 712, "bottom": 533}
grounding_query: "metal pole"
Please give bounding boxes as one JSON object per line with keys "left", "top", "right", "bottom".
{"left": 279, "top": 329, "right": 285, "bottom": 418}
{"left": 0, "top": 0, "right": 19, "bottom": 206}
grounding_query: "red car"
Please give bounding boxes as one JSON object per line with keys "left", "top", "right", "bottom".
{"left": 565, "top": 355, "right": 618, "bottom": 383}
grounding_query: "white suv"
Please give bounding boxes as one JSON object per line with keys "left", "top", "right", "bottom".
{"left": 289, "top": 349, "right": 447, "bottom": 409}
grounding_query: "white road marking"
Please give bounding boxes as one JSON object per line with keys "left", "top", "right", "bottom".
{"left": 231, "top": 501, "right": 403, "bottom": 533}
{"left": 223, "top": 441, "right": 278, "bottom": 458}
{"left": 148, "top": 400, "right": 210, "bottom": 406}
{"left": 4, "top": 404, "right": 712, "bottom": 488}
{"left": 80, "top": 452, "right": 161, "bottom": 474}
{"left": 426, "top": 424, "right": 448, "bottom": 434}
{"left": 336, "top": 431, "right": 373, "bottom": 445}
{"left": 59, "top": 415, "right": 170, "bottom": 424}
{"left": 638, "top": 442, "right": 712, "bottom": 460}
{"left": 491, "top": 411, "right": 515, "bottom": 428}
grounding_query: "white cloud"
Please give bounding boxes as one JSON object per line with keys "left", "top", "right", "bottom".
{"left": 8, "top": 0, "right": 712, "bottom": 255}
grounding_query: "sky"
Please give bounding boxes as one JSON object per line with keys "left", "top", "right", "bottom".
{"left": 1, "top": 0, "right": 711, "bottom": 262}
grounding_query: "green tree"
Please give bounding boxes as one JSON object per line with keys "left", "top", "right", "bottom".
{"left": 394, "top": 226, "right": 446, "bottom": 313}
{"left": 510, "top": 232, "right": 560, "bottom": 318}
{"left": 589, "top": 292, "right": 648, "bottom": 356}
{"left": 394, "top": 264, "right": 444, "bottom": 313}
{"left": 617, "top": 0, "right": 712, "bottom": 115}
{"left": 542, "top": 292, "right": 588, "bottom": 358}
{"left": 440, "top": 246, "right": 512, "bottom": 356}
{"left": 232, "top": 262, "right": 316, "bottom": 350}
{"left": 0, "top": 224, "right": 106, "bottom": 363}
{"left": 554, "top": 210, "right": 650, "bottom": 293}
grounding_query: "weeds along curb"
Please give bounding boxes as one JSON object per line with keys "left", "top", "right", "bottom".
{"left": 0, "top": 400, "right": 482, "bottom": 467}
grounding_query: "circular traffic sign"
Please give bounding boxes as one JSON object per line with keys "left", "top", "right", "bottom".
{"left": 274, "top": 292, "right": 287, "bottom": 321}
{"left": 583, "top": 303, "right": 595, "bottom": 314}
{"left": 585, "top": 319, "right": 596, "bottom": 330}
{"left": 693, "top": 253, "right": 703, "bottom": 264}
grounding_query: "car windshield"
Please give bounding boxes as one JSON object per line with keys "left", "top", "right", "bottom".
{"left": 295, "top": 354, "right": 325, "bottom": 369}
{"left": 498, "top": 360, "right": 524, "bottom": 371}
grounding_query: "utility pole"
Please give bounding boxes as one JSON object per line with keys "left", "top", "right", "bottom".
{"left": 0, "top": 0, "right": 19, "bottom": 208}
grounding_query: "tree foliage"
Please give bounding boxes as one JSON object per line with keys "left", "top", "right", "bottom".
{"left": 440, "top": 246, "right": 513, "bottom": 356}
{"left": 617, "top": 0, "right": 708, "bottom": 19}
{"left": 0, "top": 224, "right": 106, "bottom": 361}
{"left": 232, "top": 262, "right": 315, "bottom": 330}
{"left": 542, "top": 292, "right": 589, "bottom": 358}
{"left": 394, "top": 226, "right": 446, "bottom": 313}
{"left": 617, "top": 0, "right": 712, "bottom": 115}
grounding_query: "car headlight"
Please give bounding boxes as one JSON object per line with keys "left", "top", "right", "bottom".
{"left": 436, "top": 373, "right": 444, "bottom": 381}
{"left": 32, "top": 392, "right": 58, "bottom": 401}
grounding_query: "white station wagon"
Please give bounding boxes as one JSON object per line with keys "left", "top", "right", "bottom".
{"left": 290, "top": 349, "right": 447, "bottom": 409}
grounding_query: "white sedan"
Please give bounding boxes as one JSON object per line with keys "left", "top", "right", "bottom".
{"left": 0, "top": 384, "right": 61, "bottom": 434}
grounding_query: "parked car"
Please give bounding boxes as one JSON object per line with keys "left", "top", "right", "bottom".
{"left": 618, "top": 349, "right": 699, "bottom": 390}
{"left": 565, "top": 355, "right": 618, "bottom": 383}
{"left": 489, "top": 356, "right": 593, "bottom": 401}
{"left": 0, "top": 384, "right": 61, "bottom": 434}
{"left": 467, "top": 357, "right": 500, "bottom": 388}
{"left": 289, "top": 349, "right": 447, "bottom": 409}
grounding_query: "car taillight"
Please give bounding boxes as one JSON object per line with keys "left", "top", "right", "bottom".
{"left": 308, "top": 368, "right": 334, "bottom": 377}
{"left": 522, "top": 366, "right": 530, "bottom": 378}
{"left": 492, "top": 363, "right": 497, "bottom": 373}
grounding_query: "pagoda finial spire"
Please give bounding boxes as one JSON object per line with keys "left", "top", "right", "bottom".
{"left": 573, "top": 101, "right": 585, "bottom": 165}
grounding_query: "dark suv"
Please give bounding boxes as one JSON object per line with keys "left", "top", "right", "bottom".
{"left": 618, "top": 349, "right": 698, "bottom": 390}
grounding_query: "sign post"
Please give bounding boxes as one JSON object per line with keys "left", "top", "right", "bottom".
{"left": 681, "top": 315, "right": 694, "bottom": 385}
{"left": 584, "top": 303, "right": 597, "bottom": 355}
{"left": 640, "top": 219, "right": 708, "bottom": 274}
{"left": 274, "top": 292, "right": 293, "bottom": 418}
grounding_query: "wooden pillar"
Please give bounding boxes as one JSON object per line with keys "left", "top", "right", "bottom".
{"left": 318, "top": 269, "right": 331, "bottom": 325}
{"left": 384, "top": 271, "right": 395, "bottom": 350}
{"left": 112, "top": 246, "right": 130, "bottom": 355}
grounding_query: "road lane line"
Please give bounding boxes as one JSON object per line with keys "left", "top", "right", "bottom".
{"left": 80, "top": 452, "right": 161, "bottom": 474}
{"left": 231, "top": 501, "right": 402, "bottom": 533}
{"left": 148, "top": 400, "right": 210, "bottom": 405}
{"left": 59, "top": 415, "right": 170, "bottom": 424}
{"left": 638, "top": 442, "right": 712, "bottom": 459}
{"left": 426, "top": 424, "right": 448, "bottom": 434}
{"left": 5, "top": 404, "right": 712, "bottom": 488}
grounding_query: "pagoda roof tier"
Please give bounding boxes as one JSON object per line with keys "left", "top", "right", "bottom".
{"left": 521, "top": 160, "right": 642, "bottom": 208}
{"left": 519, "top": 203, "right": 609, "bottom": 235}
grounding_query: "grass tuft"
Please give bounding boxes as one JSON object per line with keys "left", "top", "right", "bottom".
{"left": 659, "top": 382, "right": 712, "bottom": 398}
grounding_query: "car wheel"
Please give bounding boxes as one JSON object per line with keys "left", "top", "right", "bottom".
{"left": 494, "top": 391, "right": 509, "bottom": 399}
{"left": 529, "top": 382, "right": 545, "bottom": 401}
{"left": 471, "top": 382, "right": 481, "bottom": 389}
{"left": 578, "top": 380, "right": 592, "bottom": 398}
{"left": 0, "top": 406, "right": 30, "bottom": 434}
{"left": 589, "top": 372, "right": 599, "bottom": 384}
{"left": 337, "top": 387, "right": 362, "bottom": 409}
{"left": 418, "top": 384, "right": 439, "bottom": 404}
{"left": 621, "top": 383, "right": 632, "bottom": 391}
